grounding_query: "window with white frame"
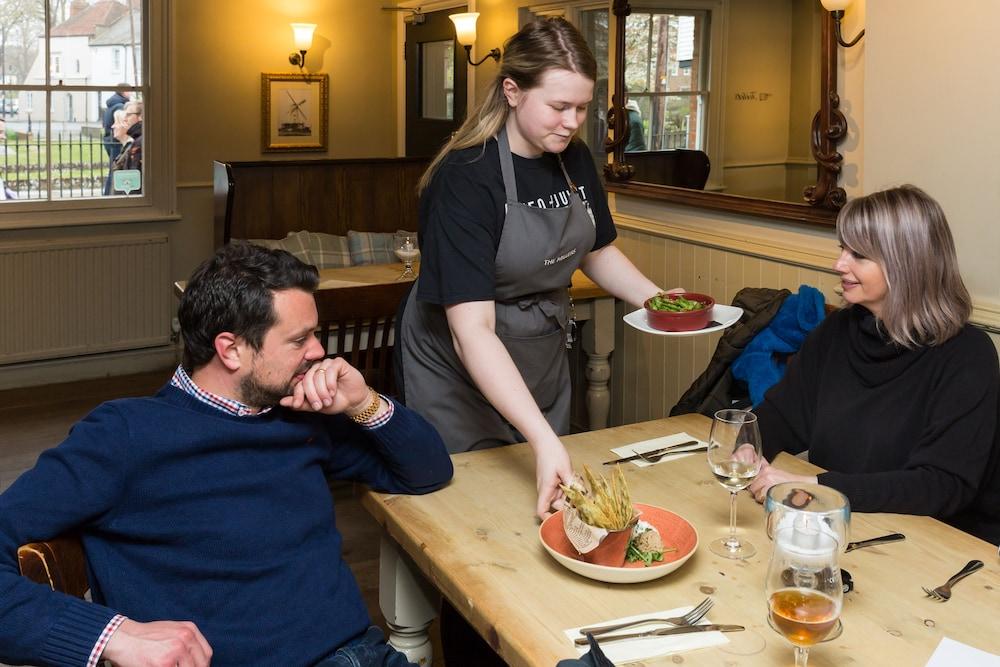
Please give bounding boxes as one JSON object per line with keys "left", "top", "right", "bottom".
{"left": 0, "top": 0, "right": 161, "bottom": 212}
{"left": 625, "top": 9, "right": 710, "bottom": 152}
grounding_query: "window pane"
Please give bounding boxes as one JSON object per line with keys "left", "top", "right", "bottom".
{"left": 0, "top": 91, "right": 47, "bottom": 201}
{"left": 638, "top": 94, "right": 702, "bottom": 151}
{"left": 421, "top": 40, "right": 453, "bottom": 121}
{"left": 625, "top": 12, "right": 706, "bottom": 95}
{"left": 0, "top": 1, "right": 45, "bottom": 88}
{"left": 48, "top": 1, "right": 143, "bottom": 87}
{"left": 48, "top": 89, "right": 113, "bottom": 199}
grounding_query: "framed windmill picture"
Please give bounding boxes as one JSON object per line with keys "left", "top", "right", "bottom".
{"left": 261, "top": 73, "right": 329, "bottom": 152}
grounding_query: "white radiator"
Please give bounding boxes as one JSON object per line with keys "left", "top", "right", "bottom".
{"left": 0, "top": 233, "right": 172, "bottom": 365}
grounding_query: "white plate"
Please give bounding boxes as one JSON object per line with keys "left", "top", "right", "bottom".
{"left": 623, "top": 304, "right": 743, "bottom": 337}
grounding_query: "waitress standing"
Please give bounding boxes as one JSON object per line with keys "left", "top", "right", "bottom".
{"left": 399, "top": 18, "right": 676, "bottom": 519}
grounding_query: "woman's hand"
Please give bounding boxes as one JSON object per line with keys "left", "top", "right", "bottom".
{"left": 534, "top": 436, "right": 574, "bottom": 520}
{"left": 747, "top": 458, "right": 817, "bottom": 503}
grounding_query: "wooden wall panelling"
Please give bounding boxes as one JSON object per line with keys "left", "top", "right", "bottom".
{"left": 611, "top": 229, "right": 841, "bottom": 425}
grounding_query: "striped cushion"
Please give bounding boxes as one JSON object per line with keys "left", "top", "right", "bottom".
{"left": 307, "top": 232, "right": 352, "bottom": 268}
{"left": 347, "top": 230, "right": 396, "bottom": 266}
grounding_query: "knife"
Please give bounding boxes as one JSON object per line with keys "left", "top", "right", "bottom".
{"left": 845, "top": 533, "right": 905, "bottom": 552}
{"left": 573, "top": 623, "right": 744, "bottom": 646}
{"left": 602, "top": 440, "right": 699, "bottom": 465}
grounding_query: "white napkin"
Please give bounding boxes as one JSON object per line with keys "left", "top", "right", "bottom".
{"left": 925, "top": 637, "right": 1000, "bottom": 666}
{"left": 564, "top": 607, "right": 729, "bottom": 664}
{"left": 609, "top": 432, "right": 706, "bottom": 467}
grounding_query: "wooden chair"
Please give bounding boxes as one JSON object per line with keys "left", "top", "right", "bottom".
{"left": 312, "top": 281, "right": 413, "bottom": 398}
{"left": 18, "top": 534, "right": 89, "bottom": 599}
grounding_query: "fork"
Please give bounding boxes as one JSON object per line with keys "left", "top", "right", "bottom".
{"left": 635, "top": 445, "right": 708, "bottom": 464}
{"left": 922, "top": 559, "right": 984, "bottom": 601}
{"left": 577, "top": 597, "right": 714, "bottom": 635}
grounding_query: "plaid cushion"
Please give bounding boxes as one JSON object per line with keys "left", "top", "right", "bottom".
{"left": 347, "top": 230, "right": 397, "bottom": 266}
{"left": 306, "top": 232, "right": 352, "bottom": 268}
{"left": 278, "top": 230, "right": 314, "bottom": 265}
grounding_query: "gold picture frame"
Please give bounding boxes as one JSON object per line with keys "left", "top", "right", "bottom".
{"left": 261, "top": 72, "right": 329, "bottom": 152}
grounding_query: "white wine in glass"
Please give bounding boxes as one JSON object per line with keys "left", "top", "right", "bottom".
{"left": 393, "top": 232, "right": 419, "bottom": 280}
{"left": 707, "top": 409, "right": 762, "bottom": 559}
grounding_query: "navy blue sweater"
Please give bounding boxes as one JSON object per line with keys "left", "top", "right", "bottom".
{"left": 0, "top": 385, "right": 453, "bottom": 666}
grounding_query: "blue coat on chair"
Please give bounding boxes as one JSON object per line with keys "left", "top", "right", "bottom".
{"left": 731, "top": 285, "right": 826, "bottom": 406}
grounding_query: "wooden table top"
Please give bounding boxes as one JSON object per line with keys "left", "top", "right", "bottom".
{"left": 362, "top": 414, "right": 1000, "bottom": 666}
{"left": 176, "top": 264, "right": 607, "bottom": 300}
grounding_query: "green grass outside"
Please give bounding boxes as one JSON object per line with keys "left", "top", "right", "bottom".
{"left": 2, "top": 135, "right": 106, "bottom": 179}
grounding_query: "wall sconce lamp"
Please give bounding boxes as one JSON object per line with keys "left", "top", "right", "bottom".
{"left": 288, "top": 23, "right": 317, "bottom": 70}
{"left": 821, "top": 0, "right": 864, "bottom": 48}
{"left": 449, "top": 13, "right": 500, "bottom": 66}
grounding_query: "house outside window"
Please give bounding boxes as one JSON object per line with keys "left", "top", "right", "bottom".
{"left": 0, "top": 0, "right": 171, "bottom": 225}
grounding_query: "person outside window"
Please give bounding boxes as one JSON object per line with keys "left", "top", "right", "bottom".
{"left": 101, "top": 85, "right": 131, "bottom": 195}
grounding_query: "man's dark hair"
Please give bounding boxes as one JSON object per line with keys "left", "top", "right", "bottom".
{"left": 178, "top": 242, "right": 319, "bottom": 371}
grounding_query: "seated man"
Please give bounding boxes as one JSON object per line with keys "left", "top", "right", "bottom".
{"left": 0, "top": 242, "right": 453, "bottom": 667}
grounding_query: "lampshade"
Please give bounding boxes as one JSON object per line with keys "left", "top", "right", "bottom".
{"left": 820, "top": 0, "right": 852, "bottom": 10}
{"left": 449, "top": 12, "right": 479, "bottom": 47}
{"left": 290, "top": 23, "right": 317, "bottom": 51}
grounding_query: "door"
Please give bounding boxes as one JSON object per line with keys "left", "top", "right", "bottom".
{"left": 405, "top": 7, "right": 467, "bottom": 157}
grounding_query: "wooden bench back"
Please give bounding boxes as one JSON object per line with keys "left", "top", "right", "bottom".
{"left": 214, "top": 157, "right": 430, "bottom": 246}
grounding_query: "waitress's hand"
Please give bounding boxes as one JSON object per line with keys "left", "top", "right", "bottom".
{"left": 534, "top": 436, "right": 574, "bottom": 520}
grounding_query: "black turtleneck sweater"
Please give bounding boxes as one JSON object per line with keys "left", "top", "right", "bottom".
{"left": 756, "top": 305, "right": 1000, "bottom": 544}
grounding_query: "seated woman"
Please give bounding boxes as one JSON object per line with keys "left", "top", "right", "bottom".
{"left": 747, "top": 185, "right": 1000, "bottom": 545}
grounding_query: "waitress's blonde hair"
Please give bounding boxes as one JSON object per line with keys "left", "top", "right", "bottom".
{"left": 836, "top": 185, "right": 971, "bottom": 348}
{"left": 417, "top": 17, "right": 597, "bottom": 193}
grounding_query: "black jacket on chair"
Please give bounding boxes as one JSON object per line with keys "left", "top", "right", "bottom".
{"left": 669, "top": 287, "right": 790, "bottom": 418}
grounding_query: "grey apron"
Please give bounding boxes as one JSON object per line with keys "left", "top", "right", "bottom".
{"left": 400, "top": 128, "right": 597, "bottom": 453}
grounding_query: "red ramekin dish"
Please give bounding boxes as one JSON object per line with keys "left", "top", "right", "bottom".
{"left": 643, "top": 292, "right": 716, "bottom": 332}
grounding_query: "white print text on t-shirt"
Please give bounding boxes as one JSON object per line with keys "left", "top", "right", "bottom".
{"left": 525, "top": 185, "right": 589, "bottom": 210}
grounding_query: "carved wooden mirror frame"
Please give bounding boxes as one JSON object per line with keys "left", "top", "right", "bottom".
{"left": 604, "top": 0, "right": 847, "bottom": 227}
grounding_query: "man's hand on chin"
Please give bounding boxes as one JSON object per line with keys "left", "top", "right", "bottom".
{"left": 102, "top": 618, "right": 212, "bottom": 667}
{"left": 279, "top": 357, "right": 373, "bottom": 416}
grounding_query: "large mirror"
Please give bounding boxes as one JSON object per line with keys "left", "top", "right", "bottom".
{"left": 604, "top": 0, "right": 847, "bottom": 225}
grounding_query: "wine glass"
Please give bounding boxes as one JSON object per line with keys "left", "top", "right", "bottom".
{"left": 706, "top": 409, "right": 763, "bottom": 559}
{"left": 765, "top": 525, "right": 843, "bottom": 666}
{"left": 393, "top": 232, "right": 419, "bottom": 281}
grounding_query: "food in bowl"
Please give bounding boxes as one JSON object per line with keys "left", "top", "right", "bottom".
{"left": 626, "top": 519, "right": 678, "bottom": 566}
{"left": 643, "top": 292, "right": 716, "bottom": 332}
{"left": 560, "top": 465, "right": 637, "bottom": 531}
{"left": 560, "top": 466, "right": 639, "bottom": 566}
{"left": 647, "top": 294, "right": 708, "bottom": 312}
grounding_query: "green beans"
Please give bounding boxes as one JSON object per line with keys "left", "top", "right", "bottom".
{"left": 647, "top": 294, "right": 707, "bottom": 312}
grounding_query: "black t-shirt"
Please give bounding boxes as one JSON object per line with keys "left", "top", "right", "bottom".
{"left": 416, "top": 137, "right": 617, "bottom": 306}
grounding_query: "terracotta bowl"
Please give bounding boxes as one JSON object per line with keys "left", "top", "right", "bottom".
{"left": 644, "top": 292, "right": 715, "bottom": 332}
{"left": 539, "top": 503, "right": 699, "bottom": 583}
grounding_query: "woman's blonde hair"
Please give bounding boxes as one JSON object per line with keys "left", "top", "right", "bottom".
{"left": 836, "top": 184, "right": 971, "bottom": 348}
{"left": 417, "top": 17, "right": 597, "bottom": 193}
